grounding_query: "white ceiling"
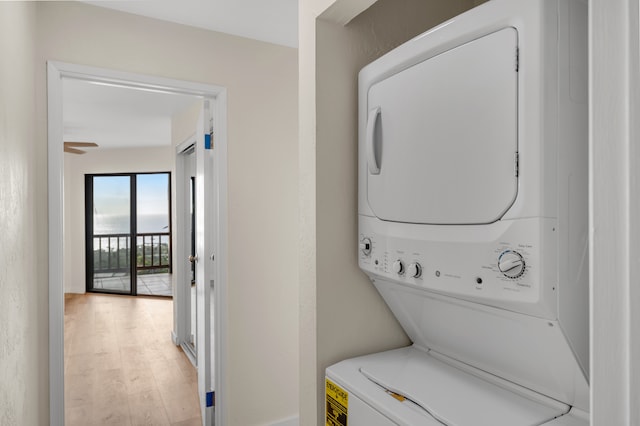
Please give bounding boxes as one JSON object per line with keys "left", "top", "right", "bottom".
{"left": 81, "top": 0, "right": 299, "bottom": 48}
{"left": 63, "top": 78, "right": 200, "bottom": 149}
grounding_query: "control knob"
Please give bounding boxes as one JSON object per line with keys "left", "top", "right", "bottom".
{"left": 498, "top": 250, "right": 525, "bottom": 279}
{"left": 359, "top": 238, "right": 372, "bottom": 256}
{"left": 407, "top": 262, "right": 422, "bottom": 278}
{"left": 392, "top": 260, "right": 405, "bottom": 275}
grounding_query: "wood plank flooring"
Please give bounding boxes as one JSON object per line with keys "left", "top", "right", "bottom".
{"left": 64, "top": 293, "right": 202, "bottom": 426}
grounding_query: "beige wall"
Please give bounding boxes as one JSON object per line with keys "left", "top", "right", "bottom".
{"left": 172, "top": 101, "right": 202, "bottom": 148}
{"left": 63, "top": 146, "right": 174, "bottom": 294}
{"left": 35, "top": 2, "right": 299, "bottom": 424}
{"left": 300, "top": 0, "right": 478, "bottom": 423}
{"left": 0, "top": 3, "right": 47, "bottom": 425}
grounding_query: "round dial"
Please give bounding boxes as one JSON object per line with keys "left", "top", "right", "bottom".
{"left": 392, "top": 260, "right": 405, "bottom": 275}
{"left": 498, "top": 250, "right": 526, "bottom": 279}
{"left": 359, "top": 238, "right": 372, "bottom": 256}
{"left": 407, "top": 262, "right": 422, "bottom": 278}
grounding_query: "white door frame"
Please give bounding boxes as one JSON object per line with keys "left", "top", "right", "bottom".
{"left": 47, "top": 61, "right": 228, "bottom": 426}
{"left": 590, "top": 0, "right": 640, "bottom": 424}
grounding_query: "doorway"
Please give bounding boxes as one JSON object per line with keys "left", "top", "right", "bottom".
{"left": 48, "top": 62, "right": 228, "bottom": 426}
{"left": 85, "top": 172, "right": 172, "bottom": 297}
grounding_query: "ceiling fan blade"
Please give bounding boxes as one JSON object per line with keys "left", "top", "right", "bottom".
{"left": 63, "top": 142, "right": 98, "bottom": 148}
{"left": 64, "top": 146, "right": 86, "bottom": 155}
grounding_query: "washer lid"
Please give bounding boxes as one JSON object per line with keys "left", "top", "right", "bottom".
{"left": 366, "top": 28, "right": 518, "bottom": 225}
{"left": 358, "top": 348, "right": 568, "bottom": 426}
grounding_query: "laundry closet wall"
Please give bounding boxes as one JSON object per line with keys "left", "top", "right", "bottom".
{"left": 299, "top": 0, "right": 483, "bottom": 423}
{"left": 34, "top": 2, "right": 299, "bottom": 425}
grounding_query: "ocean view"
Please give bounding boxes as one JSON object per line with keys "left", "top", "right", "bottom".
{"left": 94, "top": 213, "right": 169, "bottom": 235}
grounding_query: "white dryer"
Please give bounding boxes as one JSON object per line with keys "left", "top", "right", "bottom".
{"left": 326, "top": 0, "right": 589, "bottom": 425}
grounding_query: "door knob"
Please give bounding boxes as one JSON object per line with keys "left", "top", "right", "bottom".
{"left": 189, "top": 254, "right": 198, "bottom": 263}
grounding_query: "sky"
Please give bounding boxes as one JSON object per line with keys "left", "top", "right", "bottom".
{"left": 93, "top": 173, "right": 169, "bottom": 217}
{"left": 136, "top": 173, "right": 170, "bottom": 216}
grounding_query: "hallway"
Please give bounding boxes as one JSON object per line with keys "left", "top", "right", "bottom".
{"left": 64, "top": 293, "right": 201, "bottom": 425}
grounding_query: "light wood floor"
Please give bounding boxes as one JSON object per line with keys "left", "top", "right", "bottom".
{"left": 64, "top": 293, "right": 202, "bottom": 426}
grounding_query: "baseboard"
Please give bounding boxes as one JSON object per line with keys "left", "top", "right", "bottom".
{"left": 171, "top": 330, "right": 178, "bottom": 345}
{"left": 269, "top": 415, "right": 299, "bottom": 426}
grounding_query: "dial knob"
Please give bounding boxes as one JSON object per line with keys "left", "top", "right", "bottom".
{"left": 392, "top": 260, "right": 405, "bottom": 275}
{"left": 407, "top": 262, "right": 422, "bottom": 278}
{"left": 359, "top": 238, "right": 372, "bottom": 256}
{"left": 498, "top": 250, "right": 525, "bottom": 278}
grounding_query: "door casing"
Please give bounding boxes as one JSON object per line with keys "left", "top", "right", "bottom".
{"left": 47, "top": 61, "right": 228, "bottom": 426}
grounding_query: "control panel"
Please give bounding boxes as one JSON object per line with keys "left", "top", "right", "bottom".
{"left": 358, "top": 216, "right": 557, "bottom": 318}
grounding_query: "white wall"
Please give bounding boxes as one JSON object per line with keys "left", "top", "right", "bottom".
{"left": 0, "top": 3, "right": 47, "bottom": 426}
{"left": 35, "top": 2, "right": 298, "bottom": 424}
{"left": 63, "top": 146, "right": 174, "bottom": 294}
{"left": 299, "top": 0, "right": 477, "bottom": 423}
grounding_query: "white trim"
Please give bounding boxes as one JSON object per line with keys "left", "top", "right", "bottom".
{"left": 47, "top": 61, "right": 65, "bottom": 426}
{"left": 177, "top": 133, "right": 197, "bottom": 154}
{"left": 590, "top": 0, "right": 640, "bottom": 424}
{"left": 212, "top": 87, "right": 229, "bottom": 426}
{"left": 47, "top": 61, "right": 229, "bottom": 426}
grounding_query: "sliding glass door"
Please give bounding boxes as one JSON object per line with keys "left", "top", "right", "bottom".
{"left": 86, "top": 174, "right": 135, "bottom": 294}
{"left": 85, "top": 172, "right": 171, "bottom": 296}
{"left": 136, "top": 173, "right": 172, "bottom": 296}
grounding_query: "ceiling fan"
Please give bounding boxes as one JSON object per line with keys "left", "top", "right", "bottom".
{"left": 64, "top": 142, "right": 98, "bottom": 155}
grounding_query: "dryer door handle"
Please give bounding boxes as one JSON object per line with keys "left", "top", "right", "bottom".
{"left": 367, "top": 106, "right": 381, "bottom": 175}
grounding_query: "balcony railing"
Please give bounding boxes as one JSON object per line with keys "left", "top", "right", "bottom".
{"left": 137, "top": 233, "right": 171, "bottom": 273}
{"left": 93, "top": 232, "right": 171, "bottom": 274}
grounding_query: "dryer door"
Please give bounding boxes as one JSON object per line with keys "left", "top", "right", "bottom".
{"left": 366, "top": 28, "right": 518, "bottom": 225}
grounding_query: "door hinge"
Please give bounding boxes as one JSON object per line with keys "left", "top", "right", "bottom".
{"left": 515, "top": 152, "right": 520, "bottom": 177}
{"left": 515, "top": 47, "right": 519, "bottom": 72}
{"left": 206, "top": 391, "right": 215, "bottom": 407}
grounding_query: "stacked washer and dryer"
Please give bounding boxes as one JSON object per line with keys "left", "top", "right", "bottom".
{"left": 325, "top": 0, "right": 589, "bottom": 425}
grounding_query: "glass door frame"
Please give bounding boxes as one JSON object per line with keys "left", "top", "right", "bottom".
{"left": 85, "top": 171, "right": 172, "bottom": 296}
{"left": 85, "top": 173, "right": 137, "bottom": 295}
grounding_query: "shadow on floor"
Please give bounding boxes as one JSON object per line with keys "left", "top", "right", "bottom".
{"left": 92, "top": 272, "right": 172, "bottom": 297}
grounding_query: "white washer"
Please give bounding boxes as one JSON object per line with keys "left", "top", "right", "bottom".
{"left": 326, "top": 0, "right": 589, "bottom": 425}
{"left": 327, "top": 347, "right": 588, "bottom": 426}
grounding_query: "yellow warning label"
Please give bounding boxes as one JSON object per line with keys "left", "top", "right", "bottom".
{"left": 326, "top": 378, "right": 348, "bottom": 426}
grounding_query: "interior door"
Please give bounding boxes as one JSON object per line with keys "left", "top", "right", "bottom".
{"left": 195, "top": 100, "right": 215, "bottom": 424}
{"left": 190, "top": 174, "right": 197, "bottom": 350}
{"left": 178, "top": 146, "right": 198, "bottom": 358}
